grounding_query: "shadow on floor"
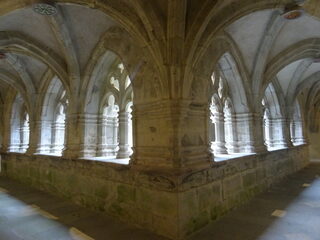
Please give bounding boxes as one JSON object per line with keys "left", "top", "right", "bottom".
{"left": 0, "top": 177, "right": 167, "bottom": 240}
{"left": 189, "top": 162, "right": 320, "bottom": 240}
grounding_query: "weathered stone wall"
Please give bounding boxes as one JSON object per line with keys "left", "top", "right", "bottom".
{"left": 178, "top": 145, "right": 309, "bottom": 238}
{"left": 0, "top": 153, "right": 179, "bottom": 239}
{"left": 0, "top": 145, "right": 309, "bottom": 239}
{"left": 308, "top": 132, "right": 320, "bottom": 160}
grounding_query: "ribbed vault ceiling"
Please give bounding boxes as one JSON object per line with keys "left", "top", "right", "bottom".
{"left": 0, "top": 0, "right": 320, "bottom": 117}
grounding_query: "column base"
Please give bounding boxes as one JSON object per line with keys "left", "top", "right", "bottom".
{"left": 97, "top": 144, "right": 118, "bottom": 157}
{"left": 116, "top": 145, "right": 132, "bottom": 159}
{"left": 213, "top": 142, "right": 228, "bottom": 155}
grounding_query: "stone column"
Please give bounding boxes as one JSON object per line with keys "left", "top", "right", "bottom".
{"left": 224, "top": 113, "right": 239, "bottom": 153}
{"left": 267, "top": 118, "right": 291, "bottom": 149}
{"left": 130, "top": 100, "right": 213, "bottom": 170}
{"left": 8, "top": 125, "right": 20, "bottom": 152}
{"left": 116, "top": 111, "right": 132, "bottom": 159}
{"left": 212, "top": 111, "right": 227, "bottom": 154}
{"left": 208, "top": 113, "right": 215, "bottom": 153}
{"left": 19, "top": 124, "right": 29, "bottom": 153}
{"left": 51, "top": 121, "right": 65, "bottom": 155}
{"left": 291, "top": 119, "right": 306, "bottom": 145}
{"left": 97, "top": 115, "right": 118, "bottom": 157}
{"left": 34, "top": 120, "right": 53, "bottom": 154}
{"left": 263, "top": 117, "right": 272, "bottom": 149}
{"left": 62, "top": 113, "right": 82, "bottom": 159}
{"left": 79, "top": 114, "right": 98, "bottom": 158}
{"left": 235, "top": 113, "right": 267, "bottom": 153}
{"left": 26, "top": 120, "right": 42, "bottom": 155}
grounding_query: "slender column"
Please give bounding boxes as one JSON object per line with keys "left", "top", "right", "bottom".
{"left": 224, "top": 113, "right": 239, "bottom": 153}
{"left": 8, "top": 127, "right": 20, "bottom": 152}
{"left": 263, "top": 117, "right": 272, "bottom": 149}
{"left": 208, "top": 114, "right": 215, "bottom": 153}
{"left": 97, "top": 115, "right": 118, "bottom": 157}
{"left": 62, "top": 113, "right": 81, "bottom": 158}
{"left": 212, "top": 111, "right": 227, "bottom": 154}
{"left": 291, "top": 119, "right": 306, "bottom": 145}
{"left": 266, "top": 118, "right": 291, "bottom": 149}
{"left": 33, "top": 120, "right": 53, "bottom": 154}
{"left": 51, "top": 121, "right": 65, "bottom": 155}
{"left": 79, "top": 114, "right": 98, "bottom": 158}
{"left": 116, "top": 111, "right": 131, "bottom": 159}
{"left": 235, "top": 113, "right": 267, "bottom": 153}
{"left": 19, "top": 124, "right": 29, "bottom": 153}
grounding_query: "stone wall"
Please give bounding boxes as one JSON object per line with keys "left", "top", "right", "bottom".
{"left": 177, "top": 145, "right": 309, "bottom": 238}
{"left": 0, "top": 145, "right": 309, "bottom": 239}
{"left": 308, "top": 132, "right": 320, "bottom": 160}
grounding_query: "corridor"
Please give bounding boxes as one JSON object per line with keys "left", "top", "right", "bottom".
{"left": 0, "top": 177, "right": 165, "bottom": 240}
{"left": 0, "top": 162, "right": 319, "bottom": 240}
{"left": 190, "top": 161, "right": 320, "bottom": 240}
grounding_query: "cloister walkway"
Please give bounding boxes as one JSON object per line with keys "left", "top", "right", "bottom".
{"left": 190, "top": 160, "right": 320, "bottom": 240}
{"left": 0, "top": 160, "right": 319, "bottom": 240}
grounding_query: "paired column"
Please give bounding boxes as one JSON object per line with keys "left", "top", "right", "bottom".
{"left": 8, "top": 126, "right": 20, "bottom": 153}
{"left": 116, "top": 111, "right": 132, "bottom": 159}
{"left": 211, "top": 111, "right": 227, "bottom": 154}
{"left": 264, "top": 118, "right": 291, "bottom": 149}
{"left": 291, "top": 119, "right": 307, "bottom": 145}
{"left": 19, "top": 123, "right": 29, "bottom": 152}
{"left": 62, "top": 113, "right": 82, "bottom": 158}
{"left": 235, "top": 113, "right": 267, "bottom": 153}
{"left": 97, "top": 115, "right": 119, "bottom": 157}
{"left": 50, "top": 121, "right": 65, "bottom": 155}
{"left": 224, "top": 113, "right": 239, "bottom": 153}
{"left": 79, "top": 114, "right": 99, "bottom": 158}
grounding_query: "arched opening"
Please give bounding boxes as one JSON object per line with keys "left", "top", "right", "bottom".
{"left": 82, "top": 47, "right": 134, "bottom": 160}
{"left": 8, "top": 94, "right": 29, "bottom": 153}
{"left": 38, "top": 76, "right": 67, "bottom": 156}
{"left": 262, "top": 83, "right": 288, "bottom": 150}
{"left": 96, "top": 63, "right": 133, "bottom": 159}
{"left": 98, "top": 94, "right": 119, "bottom": 157}
{"left": 209, "top": 52, "right": 252, "bottom": 157}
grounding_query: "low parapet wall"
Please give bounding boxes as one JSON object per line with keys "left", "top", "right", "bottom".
{"left": 0, "top": 145, "right": 309, "bottom": 239}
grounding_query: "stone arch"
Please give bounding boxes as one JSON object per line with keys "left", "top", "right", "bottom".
{"left": 263, "top": 38, "right": 320, "bottom": 93}
{"left": 262, "top": 82, "right": 288, "bottom": 149}
{"left": 0, "top": 31, "right": 69, "bottom": 88}
{"left": 38, "top": 76, "right": 68, "bottom": 155}
{"left": 264, "top": 83, "right": 283, "bottom": 118}
{"left": 81, "top": 26, "right": 165, "bottom": 114}
{"left": 81, "top": 42, "right": 134, "bottom": 158}
{"left": 185, "top": 1, "right": 291, "bottom": 99}
{"left": 8, "top": 93, "right": 29, "bottom": 153}
{"left": 189, "top": 33, "right": 251, "bottom": 112}
{"left": 218, "top": 52, "right": 250, "bottom": 113}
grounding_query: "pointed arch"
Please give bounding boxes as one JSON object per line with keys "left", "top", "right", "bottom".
{"left": 264, "top": 38, "right": 320, "bottom": 92}
{"left": 38, "top": 76, "right": 68, "bottom": 155}
{"left": 189, "top": 32, "right": 251, "bottom": 110}
{"left": 8, "top": 93, "right": 29, "bottom": 153}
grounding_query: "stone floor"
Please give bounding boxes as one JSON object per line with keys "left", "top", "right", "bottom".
{"left": 0, "top": 162, "right": 320, "bottom": 240}
{"left": 0, "top": 177, "right": 166, "bottom": 240}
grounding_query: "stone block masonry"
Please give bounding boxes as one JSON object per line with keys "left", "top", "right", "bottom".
{"left": 0, "top": 145, "right": 309, "bottom": 239}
